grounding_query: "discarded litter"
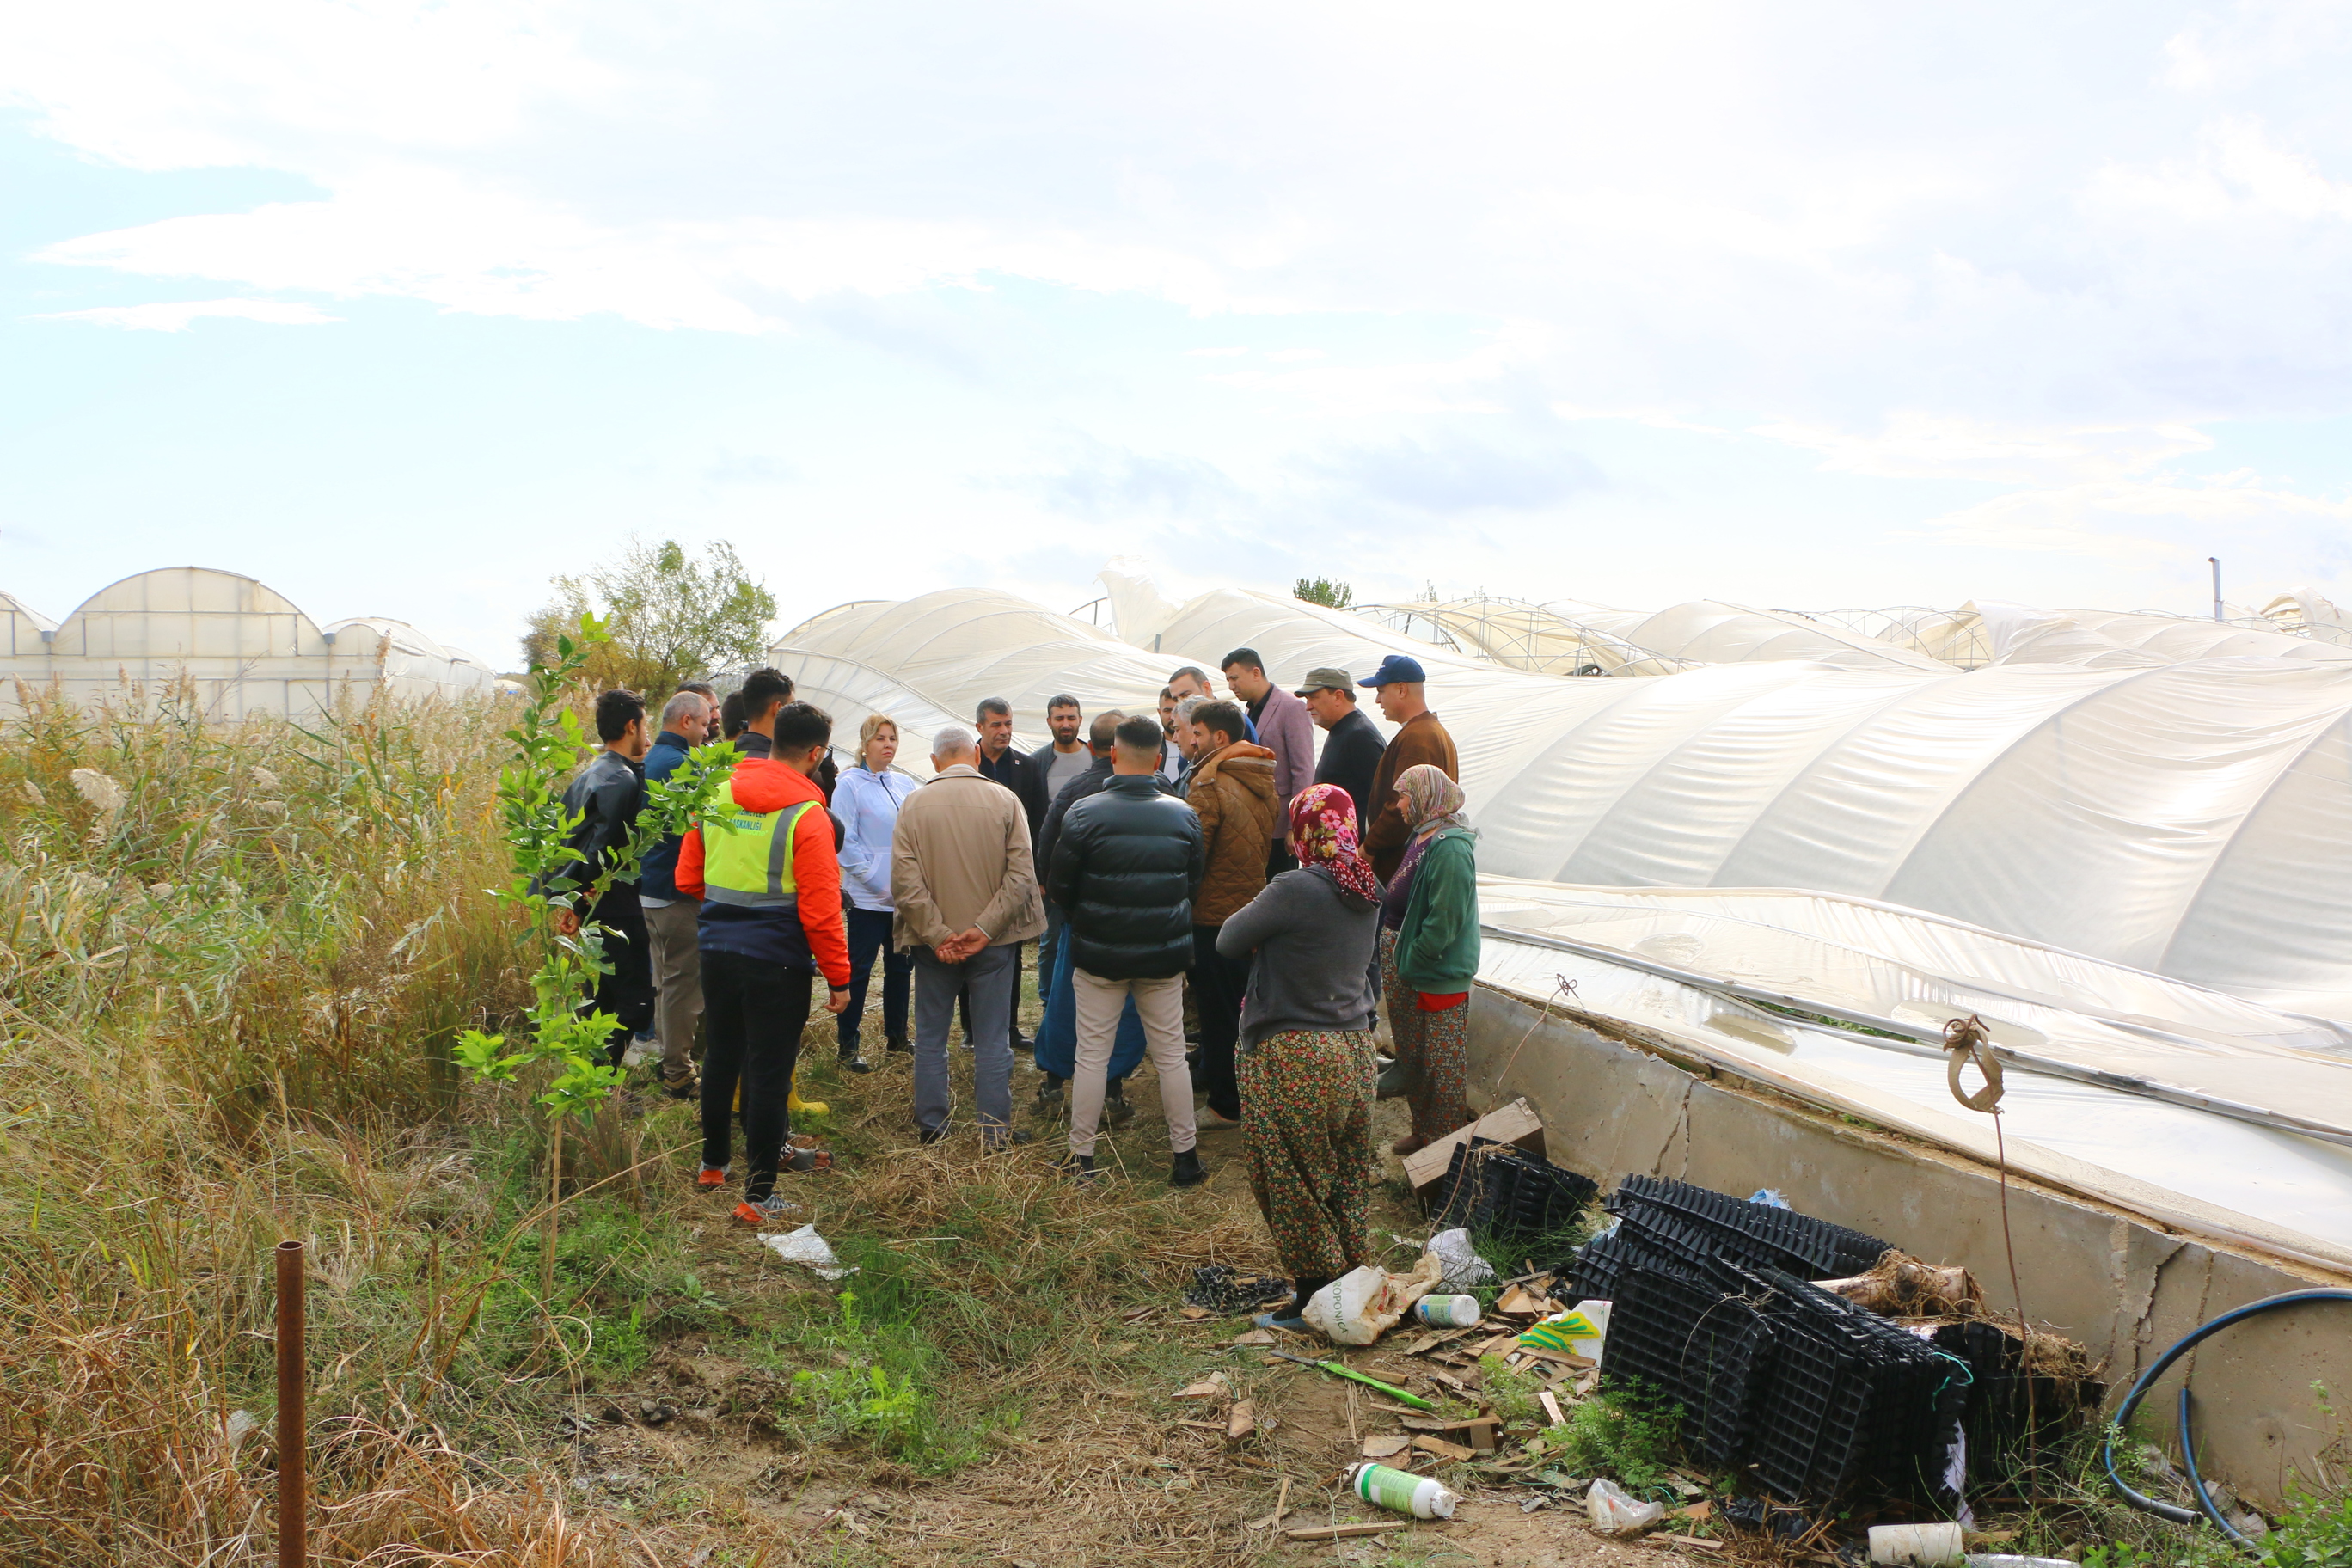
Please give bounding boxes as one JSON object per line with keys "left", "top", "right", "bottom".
{"left": 1302, "top": 1251, "right": 1442, "bottom": 1345}
{"left": 1430, "top": 1137, "right": 1598, "bottom": 1249}
{"left": 1585, "top": 1477, "right": 1665, "bottom": 1534}
{"left": 1868, "top": 1521, "right": 1963, "bottom": 1565}
{"left": 1425, "top": 1227, "right": 1497, "bottom": 1289}
{"left": 1182, "top": 1265, "right": 1292, "bottom": 1315}
{"left": 758, "top": 1225, "right": 857, "bottom": 1279}
{"left": 1350, "top": 1461, "right": 1459, "bottom": 1520}
{"left": 1413, "top": 1293, "right": 1481, "bottom": 1327}
{"left": 1519, "top": 1301, "right": 1609, "bottom": 1358}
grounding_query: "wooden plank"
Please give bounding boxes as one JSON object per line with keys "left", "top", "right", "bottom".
{"left": 1286, "top": 1522, "right": 1402, "bottom": 1541}
{"left": 1537, "top": 1390, "right": 1565, "bottom": 1426}
{"left": 1362, "top": 1433, "right": 1412, "bottom": 1458}
{"left": 1401, "top": 1098, "right": 1547, "bottom": 1191}
{"left": 1227, "top": 1401, "right": 1256, "bottom": 1442}
{"left": 1412, "top": 1433, "right": 1475, "bottom": 1462}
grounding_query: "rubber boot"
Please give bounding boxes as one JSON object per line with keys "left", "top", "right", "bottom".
{"left": 787, "top": 1069, "right": 828, "bottom": 1120}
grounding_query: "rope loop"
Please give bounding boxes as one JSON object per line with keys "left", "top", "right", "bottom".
{"left": 1942, "top": 1013, "right": 2006, "bottom": 1112}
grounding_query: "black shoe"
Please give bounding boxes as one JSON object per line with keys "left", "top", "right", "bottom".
{"left": 839, "top": 1050, "right": 874, "bottom": 1075}
{"left": 1104, "top": 1082, "right": 1135, "bottom": 1129}
{"left": 1169, "top": 1149, "right": 1208, "bottom": 1188}
{"left": 918, "top": 1124, "right": 949, "bottom": 1145}
{"left": 662, "top": 1075, "right": 698, "bottom": 1101}
{"left": 1053, "top": 1152, "right": 1097, "bottom": 1184}
{"left": 983, "top": 1129, "right": 1036, "bottom": 1152}
{"left": 885, "top": 1035, "right": 912, "bottom": 1054}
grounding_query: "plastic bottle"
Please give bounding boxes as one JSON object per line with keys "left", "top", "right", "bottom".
{"left": 1414, "top": 1293, "right": 1481, "bottom": 1326}
{"left": 1348, "top": 1461, "right": 1459, "bottom": 1520}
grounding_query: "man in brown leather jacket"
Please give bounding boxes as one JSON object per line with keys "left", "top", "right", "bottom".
{"left": 1360, "top": 654, "right": 1460, "bottom": 884}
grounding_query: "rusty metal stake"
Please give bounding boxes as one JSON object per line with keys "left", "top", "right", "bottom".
{"left": 276, "top": 1239, "right": 306, "bottom": 1568}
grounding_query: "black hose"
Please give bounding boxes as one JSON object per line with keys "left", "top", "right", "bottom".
{"left": 2103, "top": 1288, "right": 2352, "bottom": 1549}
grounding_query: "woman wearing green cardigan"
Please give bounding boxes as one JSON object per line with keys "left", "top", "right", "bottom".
{"left": 1379, "top": 764, "right": 1480, "bottom": 1155}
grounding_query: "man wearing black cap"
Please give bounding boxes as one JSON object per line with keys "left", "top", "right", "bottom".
{"left": 1296, "top": 665, "right": 1387, "bottom": 841}
{"left": 1358, "top": 653, "right": 1459, "bottom": 884}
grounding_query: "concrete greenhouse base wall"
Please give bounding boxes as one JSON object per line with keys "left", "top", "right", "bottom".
{"left": 1466, "top": 984, "right": 2352, "bottom": 1511}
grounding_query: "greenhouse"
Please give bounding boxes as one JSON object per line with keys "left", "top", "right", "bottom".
{"left": 0, "top": 567, "right": 499, "bottom": 718}
{"left": 769, "top": 573, "right": 2352, "bottom": 1271}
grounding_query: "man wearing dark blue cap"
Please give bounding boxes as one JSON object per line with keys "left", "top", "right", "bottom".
{"left": 1358, "top": 653, "right": 1459, "bottom": 883}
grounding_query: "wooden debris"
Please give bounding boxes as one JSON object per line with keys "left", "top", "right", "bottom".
{"left": 1496, "top": 1285, "right": 1551, "bottom": 1319}
{"left": 1175, "top": 1419, "right": 1228, "bottom": 1432}
{"left": 1649, "top": 1535, "right": 1724, "bottom": 1553}
{"left": 1362, "top": 1434, "right": 1412, "bottom": 1459}
{"left": 1675, "top": 1501, "right": 1712, "bottom": 1522}
{"left": 1179, "top": 1306, "right": 1212, "bottom": 1320}
{"left": 1537, "top": 1390, "right": 1565, "bottom": 1426}
{"left": 1412, "top": 1433, "right": 1475, "bottom": 1462}
{"left": 1174, "top": 1373, "right": 1233, "bottom": 1400}
{"left": 1401, "top": 1098, "right": 1547, "bottom": 1191}
{"left": 1227, "top": 1400, "right": 1256, "bottom": 1442}
{"left": 1228, "top": 1327, "right": 1277, "bottom": 1347}
{"left": 1286, "top": 1522, "right": 1402, "bottom": 1541}
{"left": 1120, "top": 1304, "right": 1158, "bottom": 1322}
{"left": 1516, "top": 1344, "right": 1596, "bottom": 1371}
{"left": 1244, "top": 1478, "right": 1291, "bottom": 1531}
{"left": 1462, "top": 1417, "right": 1500, "bottom": 1453}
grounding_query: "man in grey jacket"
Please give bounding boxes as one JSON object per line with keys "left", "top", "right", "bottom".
{"left": 891, "top": 723, "right": 1047, "bottom": 1148}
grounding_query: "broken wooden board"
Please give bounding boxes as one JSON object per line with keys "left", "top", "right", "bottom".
{"left": 1495, "top": 1284, "right": 1552, "bottom": 1319}
{"left": 1228, "top": 1327, "right": 1277, "bottom": 1348}
{"left": 1287, "top": 1522, "right": 1405, "bottom": 1541}
{"left": 1361, "top": 1434, "right": 1412, "bottom": 1459}
{"left": 1537, "top": 1390, "right": 1565, "bottom": 1426}
{"left": 1401, "top": 1097, "right": 1547, "bottom": 1191}
{"left": 1243, "top": 1478, "right": 1291, "bottom": 1531}
{"left": 1412, "top": 1433, "right": 1475, "bottom": 1462}
{"left": 1227, "top": 1401, "right": 1256, "bottom": 1441}
{"left": 1174, "top": 1374, "right": 1233, "bottom": 1400}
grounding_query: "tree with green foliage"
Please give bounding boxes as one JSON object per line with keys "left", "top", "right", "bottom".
{"left": 456, "top": 614, "right": 743, "bottom": 1298}
{"left": 1295, "top": 576, "right": 1355, "bottom": 609}
{"left": 522, "top": 538, "right": 776, "bottom": 695}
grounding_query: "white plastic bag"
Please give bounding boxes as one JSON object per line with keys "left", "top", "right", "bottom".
{"left": 1585, "top": 1478, "right": 1665, "bottom": 1535}
{"left": 1425, "top": 1228, "right": 1497, "bottom": 1290}
{"left": 1303, "top": 1251, "right": 1444, "bottom": 1344}
{"left": 759, "top": 1224, "right": 858, "bottom": 1280}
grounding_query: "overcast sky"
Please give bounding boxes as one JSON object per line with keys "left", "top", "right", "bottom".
{"left": 5, "top": 2, "right": 2351, "bottom": 666}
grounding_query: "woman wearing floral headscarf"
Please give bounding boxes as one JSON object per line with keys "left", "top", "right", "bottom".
{"left": 1216, "top": 783, "right": 1383, "bottom": 1332}
{"left": 1380, "top": 763, "right": 1480, "bottom": 1157}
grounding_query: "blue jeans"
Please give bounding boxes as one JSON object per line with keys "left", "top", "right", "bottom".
{"left": 912, "top": 942, "right": 1016, "bottom": 1137}
{"left": 839, "top": 906, "right": 910, "bottom": 1053}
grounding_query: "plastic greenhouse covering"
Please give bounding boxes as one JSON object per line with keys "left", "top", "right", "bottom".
{"left": 0, "top": 568, "right": 497, "bottom": 718}
{"left": 770, "top": 578, "right": 2352, "bottom": 1270}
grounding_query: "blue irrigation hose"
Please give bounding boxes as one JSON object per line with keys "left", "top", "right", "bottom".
{"left": 2102, "top": 1288, "right": 2352, "bottom": 1550}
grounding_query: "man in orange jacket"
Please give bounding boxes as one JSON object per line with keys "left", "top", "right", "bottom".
{"left": 676, "top": 678, "right": 852, "bottom": 1224}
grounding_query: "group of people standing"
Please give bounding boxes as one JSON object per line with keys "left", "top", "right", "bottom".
{"left": 549, "top": 646, "right": 1483, "bottom": 1308}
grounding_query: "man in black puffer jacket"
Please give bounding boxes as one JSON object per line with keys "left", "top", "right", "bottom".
{"left": 1046, "top": 713, "right": 1207, "bottom": 1186}
{"left": 546, "top": 689, "right": 657, "bottom": 1069}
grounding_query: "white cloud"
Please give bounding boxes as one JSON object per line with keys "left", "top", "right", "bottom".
{"left": 1918, "top": 475, "right": 2352, "bottom": 561}
{"left": 1751, "top": 414, "right": 2214, "bottom": 486}
{"left": 38, "top": 297, "right": 339, "bottom": 330}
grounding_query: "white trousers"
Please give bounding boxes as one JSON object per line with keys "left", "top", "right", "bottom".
{"left": 1069, "top": 968, "right": 1196, "bottom": 1158}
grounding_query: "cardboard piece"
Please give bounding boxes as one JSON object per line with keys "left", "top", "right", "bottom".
{"left": 1402, "top": 1098, "right": 1546, "bottom": 1191}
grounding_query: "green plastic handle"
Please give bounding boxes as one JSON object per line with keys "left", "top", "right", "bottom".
{"left": 1266, "top": 1348, "right": 1437, "bottom": 1411}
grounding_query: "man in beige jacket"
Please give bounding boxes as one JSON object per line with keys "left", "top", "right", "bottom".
{"left": 892, "top": 723, "right": 1047, "bottom": 1148}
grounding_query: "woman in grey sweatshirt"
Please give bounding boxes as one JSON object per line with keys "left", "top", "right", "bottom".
{"left": 1216, "top": 783, "right": 1383, "bottom": 1332}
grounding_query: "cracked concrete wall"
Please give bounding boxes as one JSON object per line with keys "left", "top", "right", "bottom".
{"left": 1467, "top": 985, "right": 2352, "bottom": 1510}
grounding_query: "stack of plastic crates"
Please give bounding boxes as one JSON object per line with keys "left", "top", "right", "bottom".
{"left": 1612, "top": 1176, "right": 1895, "bottom": 1277}
{"left": 1430, "top": 1137, "right": 1598, "bottom": 1250}
{"left": 1739, "top": 1265, "right": 1950, "bottom": 1503}
{"left": 1596, "top": 1256, "right": 1779, "bottom": 1466}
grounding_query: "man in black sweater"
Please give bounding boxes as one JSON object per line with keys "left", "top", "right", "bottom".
{"left": 1298, "top": 666, "right": 1386, "bottom": 839}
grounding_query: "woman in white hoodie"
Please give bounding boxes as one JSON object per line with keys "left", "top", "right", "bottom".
{"left": 832, "top": 714, "right": 916, "bottom": 1070}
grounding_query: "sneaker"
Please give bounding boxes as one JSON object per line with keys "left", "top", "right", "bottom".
{"left": 917, "top": 1124, "right": 950, "bottom": 1145}
{"left": 732, "top": 1192, "right": 802, "bottom": 1224}
{"left": 622, "top": 1035, "right": 658, "bottom": 1071}
{"left": 696, "top": 1165, "right": 728, "bottom": 1189}
{"left": 839, "top": 1050, "right": 874, "bottom": 1075}
{"left": 1104, "top": 1083, "right": 1135, "bottom": 1130}
{"left": 1251, "top": 1309, "right": 1310, "bottom": 1333}
{"left": 885, "top": 1035, "right": 912, "bottom": 1054}
{"left": 1053, "top": 1152, "right": 1098, "bottom": 1184}
{"left": 664, "top": 1075, "right": 698, "bottom": 1101}
{"left": 983, "top": 1129, "right": 1036, "bottom": 1153}
{"left": 1196, "top": 1106, "right": 1244, "bottom": 1132}
{"left": 1169, "top": 1148, "right": 1208, "bottom": 1188}
{"left": 1032, "top": 1076, "right": 1064, "bottom": 1114}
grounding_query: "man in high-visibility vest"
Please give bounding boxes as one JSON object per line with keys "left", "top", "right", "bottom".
{"left": 676, "top": 677, "right": 852, "bottom": 1225}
